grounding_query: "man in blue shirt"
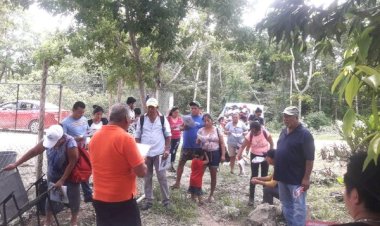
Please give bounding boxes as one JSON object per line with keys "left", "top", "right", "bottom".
{"left": 171, "top": 101, "right": 204, "bottom": 189}
{"left": 61, "top": 101, "right": 92, "bottom": 203}
{"left": 274, "top": 106, "right": 315, "bottom": 226}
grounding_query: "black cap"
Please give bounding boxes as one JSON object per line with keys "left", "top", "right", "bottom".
{"left": 189, "top": 101, "right": 201, "bottom": 108}
{"left": 126, "top": 97, "right": 136, "bottom": 105}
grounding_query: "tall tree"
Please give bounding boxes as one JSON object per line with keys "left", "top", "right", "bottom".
{"left": 39, "top": 0, "right": 246, "bottom": 106}
{"left": 33, "top": 34, "right": 67, "bottom": 179}
{"left": 258, "top": 0, "right": 380, "bottom": 165}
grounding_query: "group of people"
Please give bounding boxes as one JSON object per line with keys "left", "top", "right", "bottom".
{"left": 3, "top": 98, "right": 380, "bottom": 226}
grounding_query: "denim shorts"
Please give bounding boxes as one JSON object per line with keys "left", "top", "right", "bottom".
{"left": 180, "top": 148, "right": 202, "bottom": 162}
{"left": 206, "top": 150, "right": 221, "bottom": 168}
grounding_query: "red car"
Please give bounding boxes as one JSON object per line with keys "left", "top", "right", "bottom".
{"left": 0, "top": 100, "right": 70, "bottom": 133}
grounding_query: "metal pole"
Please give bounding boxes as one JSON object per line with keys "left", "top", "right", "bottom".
{"left": 207, "top": 60, "right": 211, "bottom": 113}
{"left": 14, "top": 84, "right": 20, "bottom": 130}
{"left": 58, "top": 84, "right": 63, "bottom": 122}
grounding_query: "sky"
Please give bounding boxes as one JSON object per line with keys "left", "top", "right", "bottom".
{"left": 25, "top": 4, "right": 74, "bottom": 35}
{"left": 26, "top": 0, "right": 337, "bottom": 33}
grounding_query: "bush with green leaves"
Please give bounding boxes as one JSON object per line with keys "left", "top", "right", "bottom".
{"left": 304, "top": 111, "right": 330, "bottom": 130}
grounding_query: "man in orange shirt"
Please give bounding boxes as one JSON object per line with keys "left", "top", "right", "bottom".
{"left": 89, "top": 103, "right": 147, "bottom": 226}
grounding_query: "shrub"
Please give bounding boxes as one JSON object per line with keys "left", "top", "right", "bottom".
{"left": 304, "top": 111, "right": 330, "bottom": 130}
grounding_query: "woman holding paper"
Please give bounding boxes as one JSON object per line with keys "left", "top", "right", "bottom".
{"left": 167, "top": 106, "right": 183, "bottom": 172}
{"left": 237, "top": 121, "right": 274, "bottom": 206}
{"left": 2, "top": 125, "right": 80, "bottom": 226}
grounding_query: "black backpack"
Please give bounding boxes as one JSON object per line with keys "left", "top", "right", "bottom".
{"left": 139, "top": 115, "right": 166, "bottom": 138}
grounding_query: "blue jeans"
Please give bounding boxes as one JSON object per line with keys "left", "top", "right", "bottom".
{"left": 278, "top": 182, "right": 307, "bottom": 226}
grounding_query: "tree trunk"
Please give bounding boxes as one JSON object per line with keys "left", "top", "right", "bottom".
{"left": 298, "top": 97, "right": 302, "bottom": 119}
{"left": 116, "top": 77, "right": 123, "bottom": 103}
{"left": 128, "top": 30, "right": 146, "bottom": 109}
{"left": 36, "top": 59, "right": 49, "bottom": 180}
{"left": 154, "top": 57, "right": 164, "bottom": 100}
{"left": 289, "top": 70, "right": 293, "bottom": 105}
{"left": 207, "top": 60, "right": 211, "bottom": 113}
{"left": 193, "top": 67, "right": 200, "bottom": 101}
{"left": 108, "top": 92, "right": 113, "bottom": 113}
{"left": 290, "top": 48, "right": 313, "bottom": 119}
{"left": 319, "top": 92, "right": 322, "bottom": 111}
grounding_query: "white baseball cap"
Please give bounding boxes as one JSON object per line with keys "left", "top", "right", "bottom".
{"left": 43, "top": 125, "right": 64, "bottom": 148}
{"left": 146, "top": 98, "right": 159, "bottom": 107}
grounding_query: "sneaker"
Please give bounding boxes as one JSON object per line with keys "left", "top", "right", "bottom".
{"left": 163, "top": 202, "right": 171, "bottom": 209}
{"left": 141, "top": 202, "right": 152, "bottom": 211}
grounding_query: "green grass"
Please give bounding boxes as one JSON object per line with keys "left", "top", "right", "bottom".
{"left": 151, "top": 183, "right": 197, "bottom": 223}
{"left": 314, "top": 134, "right": 342, "bottom": 141}
{"left": 307, "top": 183, "right": 349, "bottom": 222}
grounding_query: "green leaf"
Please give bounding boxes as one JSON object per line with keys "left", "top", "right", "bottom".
{"left": 356, "top": 65, "right": 380, "bottom": 89}
{"left": 364, "top": 133, "right": 380, "bottom": 170}
{"left": 336, "top": 176, "right": 344, "bottom": 185}
{"left": 362, "top": 74, "right": 380, "bottom": 90}
{"left": 356, "top": 65, "right": 380, "bottom": 77}
{"left": 345, "top": 75, "right": 361, "bottom": 108}
{"left": 342, "top": 108, "right": 356, "bottom": 138}
{"left": 371, "top": 93, "right": 379, "bottom": 130}
{"left": 369, "top": 133, "right": 380, "bottom": 155}
{"left": 331, "top": 71, "right": 345, "bottom": 93}
{"left": 357, "top": 26, "right": 375, "bottom": 62}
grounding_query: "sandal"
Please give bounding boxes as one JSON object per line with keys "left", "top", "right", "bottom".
{"left": 207, "top": 196, "right": 215, "bottom": 203}
{"left": 170, "top": 184, "right": 180, "bottom": 190}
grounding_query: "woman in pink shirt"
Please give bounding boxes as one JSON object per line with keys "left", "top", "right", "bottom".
{"left": 167, "top": 107, "right": 183, "bottom": 172}
{"left": 237, "top": 121, "right": 274, "bottom": 206}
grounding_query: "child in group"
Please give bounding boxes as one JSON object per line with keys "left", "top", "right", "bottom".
{"left": 188, "top": 149, "right": 209, "bottom": 205}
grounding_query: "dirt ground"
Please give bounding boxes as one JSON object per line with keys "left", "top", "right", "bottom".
{"left": 0, "top": 132, "right": 350, "bottom": 225}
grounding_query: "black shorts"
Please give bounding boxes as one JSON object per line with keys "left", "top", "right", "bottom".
{"left": 180, "top": 148, "right": 202, "bottom": 162}
{"left": 93, "top": 198, "right": 141, "bottom": 226}
{"left": 188, "top": 186, "right": 203, "bottom": 196}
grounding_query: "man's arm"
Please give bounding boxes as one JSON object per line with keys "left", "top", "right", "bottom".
{"left": 133, "top": 162, "right": 147, "bottom": 178}
{"left": 302, "top": 160, "right": 314, "bottom": 191}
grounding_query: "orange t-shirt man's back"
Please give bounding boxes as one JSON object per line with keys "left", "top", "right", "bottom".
{"left": 89, "top": 125, "right": 144, "bottom": 202}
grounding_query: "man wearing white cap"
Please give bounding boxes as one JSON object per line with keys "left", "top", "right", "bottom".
{"left": 135, "top": 98, "right": 172, "bottom": 210}
{"left": 3, "top": 125, "right": 80, "bottom": 226}
{"left": 274, "top": 106, "right": 315, "bottom": 226}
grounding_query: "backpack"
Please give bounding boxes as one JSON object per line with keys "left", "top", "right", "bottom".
{"left": 140, "top": 115, "right": 166, "bottom": 138}
{"left": 249, "top": 128, "right": 269, "bottom": 143}
{"left": 67, "top": 145, "right": 92, "bottom": 183}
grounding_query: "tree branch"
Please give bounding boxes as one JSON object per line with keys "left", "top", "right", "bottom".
{"left": 167, "top": 41, "right": 200, "bottom": 84}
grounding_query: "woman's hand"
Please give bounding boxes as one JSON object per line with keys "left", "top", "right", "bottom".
{"left": 54, "top": 179, "right": 65, "bottom": 189}
{"left": 220, "top": 154, "right": 225, "bottom": 163}
{"left": 237, "top": 152, "right": 242, "bottom": 160}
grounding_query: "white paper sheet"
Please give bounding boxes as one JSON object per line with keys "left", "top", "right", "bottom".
{"left": 137, "top": 143, "right": 151, "bottom": 157}
{"left": 182, "top": 115, "right": 195, "bottom": 127}
{"left": 158, "top": 154, "right": 171, "bottom": 171}
{"left": 252, "top": 156, "right": 265, "bottom": 164}
{"left": 49, "top": 182, "right": 69, "bottom": 204}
